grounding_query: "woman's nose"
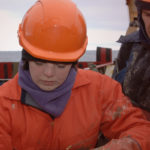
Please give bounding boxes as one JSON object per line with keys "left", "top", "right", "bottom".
{"left": 43, "top": 63, "right": 55, "bottom": 77}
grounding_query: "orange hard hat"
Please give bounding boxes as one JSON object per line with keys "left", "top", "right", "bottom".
{"left": 18, "top": 0, "right": 88, "bottom": 62}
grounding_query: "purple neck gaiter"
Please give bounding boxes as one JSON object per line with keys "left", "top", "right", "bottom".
{"left": 18, "top": 62, "right": 77, "bottom": 117}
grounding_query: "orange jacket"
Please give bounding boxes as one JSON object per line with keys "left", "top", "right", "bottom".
{"left": 0, "top": 69, "right": 150, "bottom": 150}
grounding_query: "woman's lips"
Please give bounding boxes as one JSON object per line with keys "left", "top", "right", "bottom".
{"left": 42, "top": 80, "right": 56, "bottom": 86}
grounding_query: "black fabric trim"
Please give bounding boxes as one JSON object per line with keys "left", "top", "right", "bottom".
{"left": 21, "top": 89, "right": 26, "bottom": 104}
{"left": 20, "top": 89, "right": 55, "bottom": 119}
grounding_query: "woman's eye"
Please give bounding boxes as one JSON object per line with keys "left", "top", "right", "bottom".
{"left": 56, "top": 64, "right": 66, "bottom": 68}
{"left": 35, "top": 61, "right": 44, "bottom": 65}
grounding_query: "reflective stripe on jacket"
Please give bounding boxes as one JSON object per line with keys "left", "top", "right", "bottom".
{"left": 0, "top": 69, "right": 150, "bottom": 150}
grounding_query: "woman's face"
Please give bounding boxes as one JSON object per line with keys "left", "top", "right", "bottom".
{"left": 142, "top": 9, "right": 150, "bottom": 38}
{"left": 29, "top": 61, "right": 72, "bottom": 91}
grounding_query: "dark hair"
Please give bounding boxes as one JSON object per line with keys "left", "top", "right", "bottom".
{"left": 21, "top": 49, "right": 77, "bottom": 70}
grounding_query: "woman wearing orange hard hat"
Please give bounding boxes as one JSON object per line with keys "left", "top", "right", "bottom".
{"left": 0, "top": 0, "right": 150, "bottom": 149}
{"left": 18, "top": 0, "right": 88, "bottom": 62}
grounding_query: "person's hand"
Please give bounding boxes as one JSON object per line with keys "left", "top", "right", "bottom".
{"left": 91, "top": 137, "right": 141, "bottom": 150}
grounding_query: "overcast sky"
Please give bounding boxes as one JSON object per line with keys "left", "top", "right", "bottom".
{"left": 0, "top": 0, "right": 129, "bottom": 51}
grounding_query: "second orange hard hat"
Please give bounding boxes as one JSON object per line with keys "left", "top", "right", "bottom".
{"left": 18, "top": 0, "right": 88, "bottom": 62}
